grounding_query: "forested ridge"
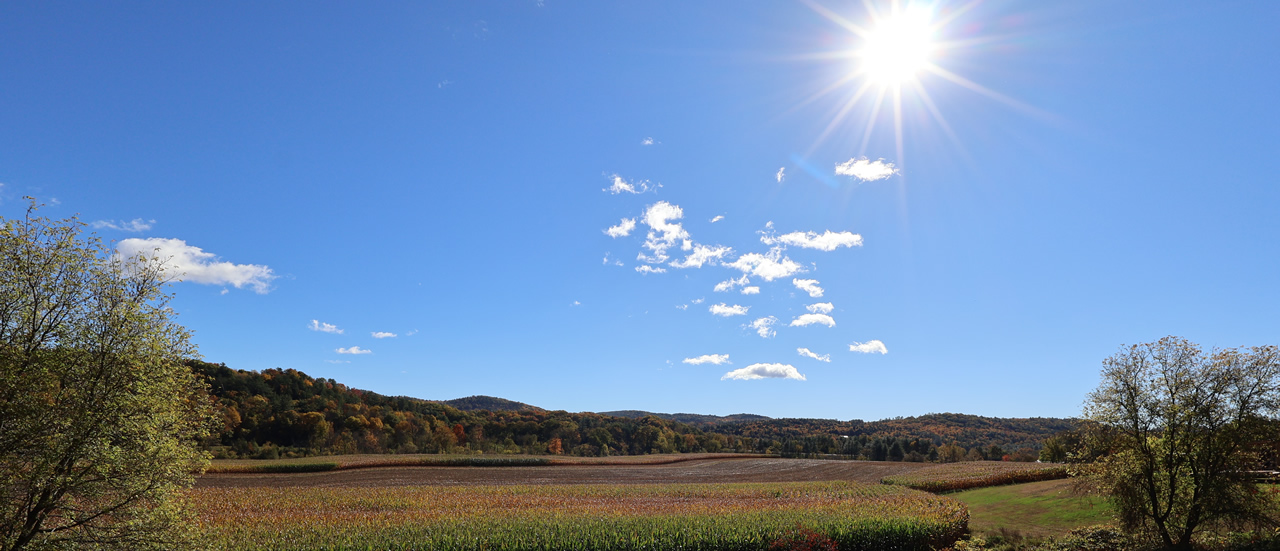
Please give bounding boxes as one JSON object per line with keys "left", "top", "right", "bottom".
{"left": 195, "top": 361, "right": 1075, "bottom": 461}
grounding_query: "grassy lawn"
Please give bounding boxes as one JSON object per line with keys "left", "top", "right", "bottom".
{"left": 950, "top": 478, "right": 1114, "bottom": 538}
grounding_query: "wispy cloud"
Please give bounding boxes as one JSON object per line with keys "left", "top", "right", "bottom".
{"left": 635, "top": 265, "right": 667, "bottom": 275}
{"left": 336, "top": 346, "right": 372, "bottom": 355}
{"left": 116, "top": 238, "right": 276, "bottom": 293}
{"left": 776, "top": 167, "right": 786, "bottom": 183}
{"left": 793, "top": 278, "right": 825, "bottom": 298}
{"left": 748, "top": 316, "right": 777, "bottom": 338}
{"left": 709, "top": 303, "right": 750, "bottom": 317}
{"left": 790, "top": 313, "right": 836, "bottom": 328}
{"left": 764, "top": 230, "right": 863, "bottom": 252}
{"left": 371, "top": 332, "right": 397, "bottom": 339}
{"left": 92, "top": 218, "right": 155, "bottom": 232}
{"left": 714, "top": 274, "right": 750, "bottom": 293}
{"left": 325, "top": 359, "right": 351, "bottom": 364}
{"left": 683, "top": 354, "right": 730, "bottom": 365}
{"left": 797, "top": 347, "right": 831, "bottom": 362}
{"left": 849, "top": 340, "right": 888, "bottom": 354}
{"left": 309, "top": 320, "right": 343, "bottom": 334}
{"left": 605, "top": 174, "right": 657, "bottom": 194}
{"left": 835, "top": 157, "right": 898, "bottom": 182}
{"left": 676, "top": 304, "right": 688, "bottom": 310}
{"left": 691, "top": 298, "right": 705, "bottom": 304}
{"left": 806, "top": 302, "right": 834, "bottom": 314}
{"left": 671, "top": 244, "right": 733, "bottom": 269}
{"left": 710, "top": 215, "right": 724, "bottom": 223}
{"left": 724, "top": 248, "right": 806, "bottom": 281}
{"left": 641, "top": 137, "right": 655, "bottom": 145}
{"left": 740, "top": 286, "right": 760, "bottom": 295}
{"left": 602, "top": 252, "right": 624, "bottom": 266}
{"left": 721, "top": 363, "right": 806, "bottom": 381}
{"left": 605, "top": 218, "right": 637, "bottom": 238}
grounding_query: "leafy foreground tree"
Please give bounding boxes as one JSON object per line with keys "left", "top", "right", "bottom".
{"left": 1080, "top": 336, "right": 1280, "bottom": 550}
{"left": 0, "top": 206, "right": 213, "bottom": 551}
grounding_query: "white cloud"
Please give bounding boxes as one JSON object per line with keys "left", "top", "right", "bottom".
{"left": 793, "top": 279, "right": 825, "bottom": 298}
{"left": 797, "top": 347, "right": 831, "bottom": 362}
{"left": 764, "top": 230, "right": 863, "bottom": 252}
{"left": 724, "top": 248, "right": 806, "bottom": 281}
{"left": 849, "top": 340, "right": 889, "bottom": 354}
{"left": 709, "top": 303, "right": 750, "bottom": 317}
{"left": 721, "top": 363, "right": 806, "bottom": 381}
{"left": 790, "top": 313, "right": 836, "bottom": 328}
{"left": 605, "top": 218, "right": 636, "bottom": 238}
{"left": 671, "top": 244, "right": 733, "bottom": 269}
{"left": 336, "top": 346, "right": 372, "bottom": 355}
{"left": 683, "top": 354, "right": 730, "bottom": 365}
{"left": 776, "top": 167, "right": 786, "bottom": 183}
{"left": 710, "top": 215, "right": 724, "bottom": 223}
{"left": 676, "top": 304, "right": 688, "bottom": 310}
{"left": 92, "top": 218, "right": 155, "bottom": 232}
{"left": 835, "top": 157, "right": 898, "bottom": 182}
{"left": 748, "top": 316, "right": 777, "bottom": 338}
{"left": 740, "top": 286, "right": 760, "bottom": 295}
{"left": 639, "top": 201, "right": 689, "bottom": 263}
{"left": 642, "top": 137, "right": 655, "bottom": 145}
{"left": 691, "top": 298, "right": 705, "bottom": 304}
{"left": 603, "top": 252, "right": 624, "bottom": 266}
{"left": 116, "top": 238, "right": 276, "bottom": 294}
{"left": 714, "top": 274, "right": 750, "bottom": 293}
{"left": 806, "top": 302, "right": 834, "bottom": 314}
{"left": 371, "top": 331, "right": 397, "bottom": 339}
{"left": 572, "top": 301, "right": 581, "bottom": 307}
{"left": 635, "top": 265, "right": 667, "bottom": 275}
{"left": 325, "top": 359, "right": 351, "bottom": 364}
{"left": 405, "top": 329, "right": 419, "bottom": 336}
{"left": 604, "top": 174, "right": 656, "bottom": 194}
{"left": 309, "top": 320, "right": 343, "bottom": 334}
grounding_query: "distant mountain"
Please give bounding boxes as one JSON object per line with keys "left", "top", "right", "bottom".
{"left": 442, "top": 395, "right": 543, "bottom": 413}
{"left": 600, "top": 410, "right": 772, "bottom": 426}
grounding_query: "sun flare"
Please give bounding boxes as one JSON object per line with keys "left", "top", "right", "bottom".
{"left": 860, "top": 9, "right": 934, "bottom": 86}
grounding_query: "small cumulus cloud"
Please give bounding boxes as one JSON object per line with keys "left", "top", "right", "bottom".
{"left": 309, "top": 320, "right": 343, "bottom": 334}
{"left": 797, "top": 347, "right": 831, "bottom": 362}
{"left": 604, "top": 174, "right": 657, "bottom": 195}
{"left": 722, "top": 363, "right": 806, "bottom": 381}
{"left": 116, "top": 238, "right": 276, "bottom": 294}
{"left": 676, "top": 304, "right": 688, "bottom": 310}
{"left": 635, "top": 265, "right": 667, "bottom": 275}
{"left": 641, "top": 137, "right": 656, "bottom": 146}
{"left": 850, "top": 340, "right": 888, "bottom": 354}
{"left": 336, "top": 346, "right": 372, "bottom": 355}
{"left": 640, "top": 201, "right": 689, "bottom": 262}
{"left": 572, "top": 301, "right": 581, "bottom": 307}
{"left": 724, "top": 248, "right": 806, "bottom": 281}
{"left": 710, "top": 215, "right": 724, "bottom": 223}
{"left": 683, "top": 354, "right": 730, "bottom": 365}
{"left": 92, "top": 218, "right": 155, "bottom": 232}
{"left": 714, "top": 274, "right": 750, "bottom": 293}
{"left": 709, "top": 303, "right": 750, "bottom": 317}
{"left": 806, "top": 302, "right": 834, "bottom": 314}
{"left": 671, "top": 244, "right": 733, "bottom": 269}
{"left": 691, "top": 298, "right": 705, "bottom": 304}
{"left": 748, "top": 316, "right": 777, "bottom": 338}
{"left": 776, "top": 167, "right": 786, "bottom": 183}
{"left": 793, "top": 279, "right": 825, "bottom": 298}
{"left": 740, "top": 286, "right": 760, "bottom": 295}
{"left": 372, "top": 332, "right": 397, "bottom": 339}
{"left": 836, "top": 157, "right": 898, "bottom": 182}
{"left": 764, "top": 230, "right": 863, "bottom": 252}
{"left": 790, "top": 313, "right": 835, "bottom": 328}
{"left": 605, "top": 218, "right": 637, "bottom": 238}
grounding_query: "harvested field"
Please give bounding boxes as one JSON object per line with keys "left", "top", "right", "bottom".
{"left": 197, "top": 457, "right": 935, "bottom": 489}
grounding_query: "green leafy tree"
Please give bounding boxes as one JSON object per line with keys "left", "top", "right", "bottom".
{"left": 1080, "top": 336, "right": 1280, "bottom": 550}
{"left": 0, "top": 206, "right": 213, "bottom": 551}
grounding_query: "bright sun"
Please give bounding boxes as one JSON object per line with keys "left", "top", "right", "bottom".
{"left": 860, "top": 9, "right": 934, "bottom": 86}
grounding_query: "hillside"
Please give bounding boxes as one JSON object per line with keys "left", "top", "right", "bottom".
{"left": 600, "top": 410, "right": 772, "bottom": 426}
{"left": 443, "top": 395, "right": 543, "bottom": 412}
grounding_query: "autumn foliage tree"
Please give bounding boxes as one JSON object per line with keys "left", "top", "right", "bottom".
{"left": 0, "top": 206, "right": 213, "bottom": 551}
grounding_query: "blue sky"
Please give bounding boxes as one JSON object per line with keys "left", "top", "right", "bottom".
{"left": 2, "top": 1, "right": 1277, "bottom": 420}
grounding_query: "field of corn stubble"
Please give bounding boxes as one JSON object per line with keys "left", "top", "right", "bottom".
{"left": 193, "top": 481, "right": 968, "bottom": 551}
{"left": 879, "top": 461, "right": 1068, "bottom": 493}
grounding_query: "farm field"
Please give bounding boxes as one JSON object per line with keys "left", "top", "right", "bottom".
{"left": 193, "top": 480, "right": 968, "bottom": 551}
{"left": 880, "top": 461, "right": 1068, "bottom": 493}
{"left": 196, "top": 456, "right": 937, "bottom": 488}
{"left": 950, "top": 478, "right": 1113, "bottom": 538}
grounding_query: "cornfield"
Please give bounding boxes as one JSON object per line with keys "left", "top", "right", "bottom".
{"left": 880, "top": 461, "right": 1068, "bottom": 493}
{"left": 193, "top": 481, "right": 967, "bottom": 550}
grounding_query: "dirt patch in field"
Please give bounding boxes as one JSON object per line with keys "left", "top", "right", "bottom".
{"left": 196, "top": 458, "right": 934, "bottom": 489}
